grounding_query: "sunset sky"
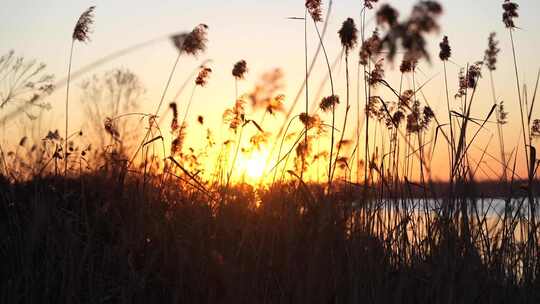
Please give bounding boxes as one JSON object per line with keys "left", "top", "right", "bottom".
{"left": 1, "top": 0, "right": 540, "bottom": 181}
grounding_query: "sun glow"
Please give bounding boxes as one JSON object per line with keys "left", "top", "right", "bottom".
{"left": 237, "top": 150, "right": 269, "bottom": 182}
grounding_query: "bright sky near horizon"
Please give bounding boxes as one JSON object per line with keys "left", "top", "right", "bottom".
{"left": 1, "top": 0, "right": 540, "bottom": 181}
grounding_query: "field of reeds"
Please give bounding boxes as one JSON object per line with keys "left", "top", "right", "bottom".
{"left": 1, "top": 1, "right": 540, "bottom": 303}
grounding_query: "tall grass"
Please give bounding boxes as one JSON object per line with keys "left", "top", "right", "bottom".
{"left": 1, "top": 0, "right": 540, "bottom": 303}
{"left": 65, "top": 6, "right": 95, "bottom": 177}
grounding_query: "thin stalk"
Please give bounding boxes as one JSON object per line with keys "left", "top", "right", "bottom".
{"left": 64, "top": 40, "right": 75, "bottom": 177}
{"left": 331, "top": 49, "right": 351, "bottom": 184}
{"left": 443, "top": 61, "right": 455, "bottom": 173}
{"left": 128, "top": 52, "right": 182, "bottom": 169}
{"left": 356, "top": 61, "right": 362, "bottom": 183}
{"left": 312, "top": 18, "right": 336, "bottom": 188}
{"left": 266, "top": 1, "right": 333, "bottom": 165}
{"left": 488, "top": 69, "right": 507, "bottom": 181}
{"left": 302, "top": 8, "right": 309, "bottom": 181}
{"left": 180, "top": 85, "right": 197, "bottom": 127}
{"left": 226, "top": 127, "right": 244, "bottom": 188}
{"left": 226, "top": 78, "right": 242, "bottom": 188}
{"left": 271, "top": 115, "right": 300, "bottom": 185}
{"left": 508, "top": 29, "right": 530, "bottom": 178}
{"left": 360, "top": 7, "right": 370, "bottom": 193}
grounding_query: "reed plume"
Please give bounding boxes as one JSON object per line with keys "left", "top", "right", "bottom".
{"left": 363, "top": 0, "right": 379, "bottom": 10}
{"left": 299, "top": 113, "right": 321, "bottom": 130}
{"left": 467, "top": 62, "right": 483, "bottom": 89}
{"left": 170, "top": 102, "right": 179, "bottom": 132}
{"left": 319, "top": 95, "right": 339, "bottom": 112}
{"left": 502, "top": 0, "right": 532, "bottom": 192}
{"left": 378, "top": 1, "right": 443, "bottom": 63}
{"left": 485, "top": 33, "right": 500, "bottom": 71}
{"left": 248, "top": 68, "right": 284, "bottom": 110}
{"left": 399, "top": 57, "right": 417, "bottom": 73}
{"left": 233, "top": 60, "right": 248, "bottom": 100}
{"left": 359, "top": 30, "right": 381, "bottom": 66}
{"left": 331, "top": 18, "right": 358, "bottom": 184}
{"left": 72, "top": 6, "right": 95, "bottom": 42}
{"left": 305, "top": 0, "right": 323, "bottom": 22}
{"left": 338, "top": 18, "right": 358, "bottom": 52}
{"left": 532, "top": 119, "right": 540, "bottom": 138}
{"left": 502, "top": 0, "right": 519, "bottom": 28}
{"left": 454, "top": 68, "right": 467, "bottom": 99}
{"left": 484, "top": 32, "right": 507, "bottom": 180}
{"left": 172, "top": 24, "right": 208, "bottom": 56}
{"left": 368, "top": 60, "right": 385, "bottom": 86}
{"left": 266, "top": 94, "right": 285, "bottom": 116}
{"left": 303, "top": 1, "right": 335, "bottom": 184}
{"left": 195, "top": 66, "right": 212, "bottom": 87}
{"left": 171, "top": 122, "right": 187, "bottom": 157}
{"left": 179, "top": 65, "right": 212, "bottom": 143}
{"left": 224, "top": 97, "right": 247, "bottom": 187}
{"left": 439, "top": 35, "right": 455, "bottom": 181}
{"left": 232, "top": 60, "right": 248, "bottom": 79}
{"left": 65, "top": 6, "right": 96, "bottom": 177}
{"left": 439, "top": 36, "right": 451, "bottom": 61}
{"left": 376, "top": 4, "right": 399, "bottom": 28}
{"left": 496, "top": 103, "right": 508, "bottom": 126}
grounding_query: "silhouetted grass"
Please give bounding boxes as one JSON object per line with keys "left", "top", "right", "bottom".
{"left": 1, "top": 174, "right": 539, "bottom": 304}
{"left": 1, "top": 1, "right": 540, "bottom": 303}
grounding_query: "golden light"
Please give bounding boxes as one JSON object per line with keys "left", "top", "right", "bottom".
{"left": 237, "top": 150, "right": 270, "bottom": 182}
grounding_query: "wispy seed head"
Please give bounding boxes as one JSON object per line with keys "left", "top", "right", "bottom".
{"left": 73, "top": 6, "right": 95, "bottom": 42}
{"left": 439, "top": 36, "right": 451, "bottom": 61}
{"left": 369, "top": 60, "right": 385, "bottom": 86}
{"left": 497, "top": 101, "right": 508, "bottom": 125}
{"left": 170, "top": 32, "right": 189, "bottom": 51}
{"left": 376, "top": 4, "right": 399, "bottom": 27}
{"left": 502, "top": 0, "right": 519, "bottom": 28}
{"left": 364, "top": 0, "right": 379, "bottom": 10}
{"left": 338, "top": 18, "right": 358, "bottom": 51}
{"left": 232, "top": 60, "right": 248, "bottom": 79}
{"left": 171, "top": 123, "right": 187, "bottom": 156}
{"left": 299, "top": 113, "right": 321, "bottom": 129}
{"left": 172, "top": 24, "right": 208, "bottom": 56}
{"left": 169, "top": 102, "right": 179, "bottom": 132}
{"left": 455, "top": 68, "right": 467, "bottom": 98}
{"left": 266, "top": 94, "right": 285, "bottom": 115}
{"left": 421, "top": 1, "right": 443, "bottom": 15}
{"left": 320, "top": 95, "right": 340, "bottom": 112}
{"left": 485, "top": 32, "right": 500, "bottom": 71}
{"left": 195, "top": 66, "right": 212, "bottom": 87}
{"left": 400, "top": 57, "right": 417, "bottom": 73}
{"left": 531, "top": 119, "right": 540, "bottom": 138}
{"left": 359, "top": 30, "right": 381, "bottom": 66}
{"left": 467, "top": 62, "right": 483, "bottom": 88}
{"left": 305, "top": 0, "right": 323, "bottom": 22}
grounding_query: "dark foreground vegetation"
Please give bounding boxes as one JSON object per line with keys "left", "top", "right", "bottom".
{"left": 1, "top": 174, "right": 539, "bottom": 304}
{"left": 2, "top": 0, "right": 540, "bottom": 303}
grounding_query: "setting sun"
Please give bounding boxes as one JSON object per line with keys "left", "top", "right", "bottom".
{"left": 237, "top": 150, "right": 269, "bottom": 181}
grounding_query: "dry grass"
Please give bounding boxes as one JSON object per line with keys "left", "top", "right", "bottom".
{"left": 1, "top": 1, "right": 540, "bottom": 303}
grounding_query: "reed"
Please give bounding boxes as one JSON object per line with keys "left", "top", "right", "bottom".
{"left": 2, "top": 1, "right": 540, "bottom": 303}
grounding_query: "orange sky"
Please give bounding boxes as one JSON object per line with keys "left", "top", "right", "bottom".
{"left": 1, "top": 0, "right": 540, "bottom": 182}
